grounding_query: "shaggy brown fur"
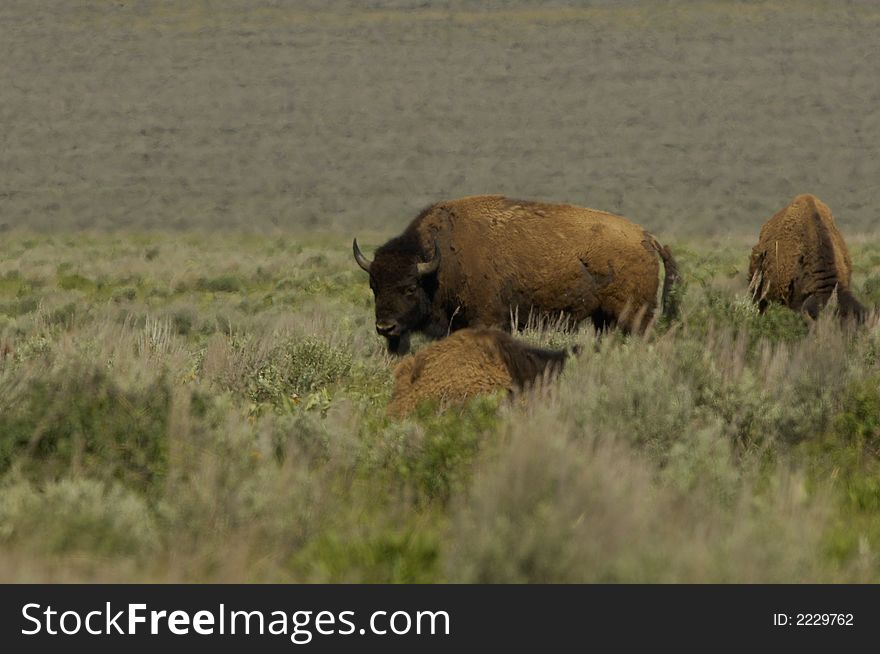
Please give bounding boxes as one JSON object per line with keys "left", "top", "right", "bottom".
{"left": 387, "top": 328, "right": 573, "bottom": 417}
{"left": 749, "top": 194, "right": 866, "bottom": 322}
{"left": 354, "top": 195, "right": 679, "bottom": 354}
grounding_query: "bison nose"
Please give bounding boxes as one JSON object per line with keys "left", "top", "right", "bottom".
{"left": 376, "top": 321, "right": 399, "bottom": 337}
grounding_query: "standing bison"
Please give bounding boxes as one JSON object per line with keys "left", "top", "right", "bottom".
{"left": 387, "top": 327, "right": 575, "bottom": 417}
{"left": 749, "top": 194, "right": 866, "bottom": 322}
{"left": 353, "top": 195, "right": 679, "bottom": 354}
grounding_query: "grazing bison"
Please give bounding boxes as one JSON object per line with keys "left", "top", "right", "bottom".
{"left": 354, "top": 195, "right": 679, "bottom": 354}
{"left": 749, "top": 194, "right": 866, "bottom": 322}
{"left": 387, "top": 327, "right": 575, "bottom": 417}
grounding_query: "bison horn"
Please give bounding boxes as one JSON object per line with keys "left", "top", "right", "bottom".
{"left": 352, "top": 238, "right": 372, "bottom": 273}
{"left": 417, "top": 240, "right": 441, "bottom": 276}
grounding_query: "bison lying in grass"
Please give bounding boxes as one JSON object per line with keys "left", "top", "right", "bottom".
{"left": 387, "top": 328, "right": 577, "bottom": 417}
{"left": 354, "top": 194, "right": 679, "bottom": 354}
{"left": 749, "top": 194, "right": 866, "bottom": 323}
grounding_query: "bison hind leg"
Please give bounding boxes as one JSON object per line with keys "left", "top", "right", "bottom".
{"left": 589, "top": 308, "right": 616, "bottom": 333}
{"left": 610, "top": 300, "right": 655, "bottom": 335}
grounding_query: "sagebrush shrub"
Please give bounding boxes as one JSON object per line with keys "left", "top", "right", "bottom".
{"left": 0, "top": 478, "right": 158, "bottom": 556}
{"left": 0, "top": 365, "right": 171, "bottom": 492}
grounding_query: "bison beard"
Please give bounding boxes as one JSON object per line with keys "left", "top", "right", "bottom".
{"left": 386, "top": 332, "right": 410, "bottom": 355}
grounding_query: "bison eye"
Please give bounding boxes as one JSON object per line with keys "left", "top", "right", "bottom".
{"left": 405, "top": 285, "right": 418, "bottom": 295}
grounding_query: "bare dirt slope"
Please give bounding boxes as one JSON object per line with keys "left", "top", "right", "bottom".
{"left": 1, "top": 1, "right": 878, "bottom": 235}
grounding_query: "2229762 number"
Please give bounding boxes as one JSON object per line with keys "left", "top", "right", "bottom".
{"left": 796, "top": 614, "right": 853, "bottom": 626}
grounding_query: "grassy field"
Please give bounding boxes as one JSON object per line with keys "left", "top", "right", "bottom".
{"left": 2, "top": 231, "right": 880, "bottom": 582}
{"left": 2, "top": 1, "right": 880, "bottom": 582}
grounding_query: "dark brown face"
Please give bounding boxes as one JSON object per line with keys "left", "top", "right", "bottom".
{"left": 368, "top": 256, "right": 432, "bottom": 354}
{"left": 353, "top": 238, "right": 440, "bottom": 355}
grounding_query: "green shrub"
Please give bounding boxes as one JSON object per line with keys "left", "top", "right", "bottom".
{"left": 860, "top": 274, "right": 880, "bottom": 306}
{"left": 685, "top": 290, "right": 808, "bottom": 347}
{"left": 748, "top": 303, "right": 810, "bottom": 343}
{"left": 112, "top": 286, "right": 137, "bottom": 303}
{"left": 46, "top": 301, "right": 79, "bottom": 327}
{"left": 398, "top": 395, "right": 501, "bottom": 503}
{"left": 57, "top": 273, "right": 97, "bottom": 293}
{"left": 289, "top": 519, "right": 441, "bottom": 583}
{"left": 833, "top": 375, "right": 880, "bottom": 451}
{"left": 0, "top": 296, "right": 38, "bottom": 318}
{"left": 562, "top": 341, "right": 695, "bottom": 463}
{"left": 0, "top": 478, "right": 158, "bottom": 556}
{"left": 196, "top": 275, "right": 244, "bottom": 294}
{"left": 169, "top": 306, "right": 197, "bottom": 335}
{"left": 247, "top": 337, "right": 353, "bottom": 408}
{"left": 0, "top": 366, "right": 171, "bottom": 492}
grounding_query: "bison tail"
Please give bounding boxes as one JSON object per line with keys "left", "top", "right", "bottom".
{"left": 654, "top": 239, "right": 681, "bottom": 322}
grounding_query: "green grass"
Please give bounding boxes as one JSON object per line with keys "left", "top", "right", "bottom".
{"left": 1, "top": 231, "right": 880, "bottom": 582}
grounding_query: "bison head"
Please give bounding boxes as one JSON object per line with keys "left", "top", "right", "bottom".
{"left": 353, "top": 237, "right": 440, "bottom": 355}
